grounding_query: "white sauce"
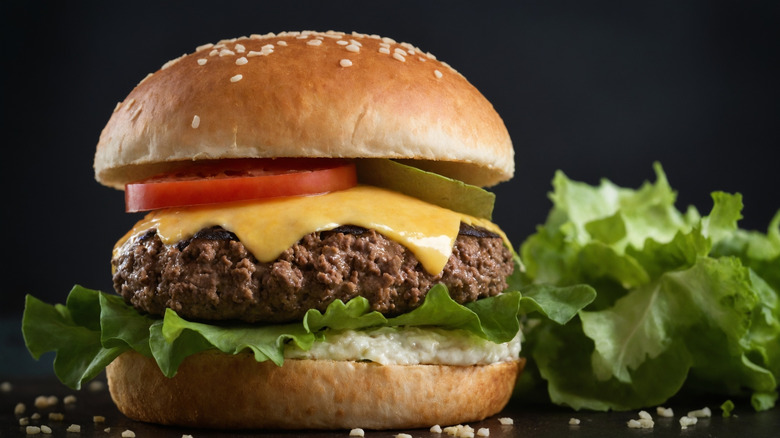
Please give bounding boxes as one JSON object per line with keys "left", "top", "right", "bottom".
{"left": 284, "top": 326, "right": 521, "bottom": 366}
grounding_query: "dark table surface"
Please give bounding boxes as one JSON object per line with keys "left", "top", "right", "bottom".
{"left": 2, "top": 374, "right": 778, "bottom": 438}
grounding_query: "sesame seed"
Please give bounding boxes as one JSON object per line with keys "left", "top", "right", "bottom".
{"left": 31, "top": 413, "right": 40, "bottom": 420}
{"left": 382, "top": 37, "right": 396, "bottom": 44}
{"left": 230, "top": 74, "right": 243, "bottom": 83}
{"left": 197, "top": 58, "right": 207, "bottom": 65}
{"left": 392, "top": 52, "right": 406, "bottom": 62}
{"left": 40, "top": 425, "right": 52, "bottom": 434}
{"left": 66, "top": 424, "right": 81, "bottom": 433}
{"left": 246, "top": 51, "right": 265, "bottom": 57}
{"left": 337, "top": 40, "right": 348, "bottom": 45}
{"left": 498, "top": 417, "right": 513, "bottom": 425}
{"left": 48, "top": 413, "right": 64, "bottom": 421}
{"left": 434, "top": 70, "right": 443, "bottom": 78}
{"left": 195, "top": 43, "right": 214, "bottom": 52}
{"left": 121, "top": 430, "right": 136, "bottom": 438}
{"left": 25, "top": 426, "right": 41, "bottom": 435}
{"left": 339, "top": 59, "right": 353, "bottom": 67}
{"left": 191, "top": 115, "right": 200, "bottom": 129}
{"left": 419, "top": 57, "right": 427, "bottom": 62}
{"left": 277, "top": 40, "right": 288, "bottom": 46}
{"left": 19, "top": 417, "right": 29, "bottom": 426}
{"left": 346, "top": 44, "right": 360, "bottom": 53}
{"left": 236, "top": 56, "right": 248, "bottom": 65}
{"left": 477, "top": 428, "right": 490, "bottom": 437}
{"left": 569, "top": 418, "right": 581, "bottom": 425}
{"left": 63, "top": 395, "right": 77, "bottom": 404}
{"left": 379, "top": 47, "right": 390, "bottom": 54}
{"left": 349, "top": 429, "right": 365, "bottom": 437}
{"left": 349, "top": 39, "right": 363, "bottom": 47}
{"left": 209, "top": 49, "right": 219, "bottom": 56}
{"left": 430, "top": 425, "right": 442, "bottom": 433}
{"left": 93, "top": 416, "right": 106, "bottom": 423}
{"left": 235, "top": 43, "right": 246, "bottom": 53}
{"left": 307, "top": 39, "right": 322, "bottom": 46}
{"left": 219, "top": 49, "right": 235, "bottom": 57}
{"left": 393, "top": 48, "right": 406, "bottom": 55}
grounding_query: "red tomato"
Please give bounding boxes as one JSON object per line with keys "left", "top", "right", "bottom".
{"left": 125, "top": 158, "right": 357, "bottom": 212}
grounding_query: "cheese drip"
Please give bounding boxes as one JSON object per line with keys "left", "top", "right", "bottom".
{"left": 114, "top": 185, "right": 508, "bottom": 275}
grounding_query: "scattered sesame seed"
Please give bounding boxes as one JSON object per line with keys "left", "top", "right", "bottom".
{"left": 498, "top": 417, "right": 513, "bottom": 425}
{"left": 337, "top": 40, "right": 348, "bottom": 46}
{"left": 381, "top": 37, "right": 396, "bottom": 44}
{"left": 346, "top": 44, "right": 360, "bottom": 53}
{"left": 34, "top": 396, "right": 58, "bottom": 409}
{"left": 235, "top": 43, "right": 246, "bottom": 53}
{"left": 209, "top": 49, "right": 219, "bottom": 56}
{"left": 219, "top": 49, "right": 235, "bottom": 57}
{"left": 339, "top": 59, "right": 353, "bottom": 67}
{"left": 656, "top": 406, "right": 674, "bottom": 417}
{"left": 93, "top": 415, "right": 105, "bottom": 423}
{"left": 191, "top": 115, "right": 200, "bottom": 129}
{"left": 349, "top": 428, "right": 365, "bottom": 437}
{"left": 66, "top": 424, "right": 81, "bottom": 433}
{"left": 15, "top": 402, "right": 26, "bottom": 415}
{"left": 19, "top": 417, "right": 29, "bottom": 426}
{"left": 687, "top": 407, "right": 712, "bottom": 418}
{"left": 477, "top": 428, "right": 490, "bottom": 437}
{"left": 277, "top": 40, "right": 288, "bottom": 46}
{"left": 627, "top": 419, "right": 642, "bottom": 429}
{"left": 236, "top": 56, "right": 248, "bottom": 65}
{"left": 121, "top": 430, "right": 136, "bottom": 438}
{"left": 31, "top": 413, "right": 40, "bottom": 420}
{"left": 1, "top": 381, "right": 11, "bottom": 392}
{"left": 434, "top": 70, "right": 443, "bottom": 79}
{"left": 638, "top": 410, "right": 652, "bottom": 420}
{"left": 430, "top": 424, "right": 442, "bottom": 433}
{"left": 230, "top": 74, "right": 243, "bottom": 83}
{"left": 26, "top": 426, "right": 41, "bottom": 435}
{"left": 182, "top": 435, "right": 193, "bottom": 438}
{"left": 104, "top": 428, "right": 111, "bottom": 433}
{"left": 48, "top": 413, "right": 64, "bottom": 421}
{"left": 349, "top": 39, "right": 363, "bottom": 47}
{"left": 419, "top": 57, "right": 427, "bottom": 62}
{"left": 394, "top": 434, "right": 412, "bottom": 438}
{"left": 569, "top": 418, "right": 581, "bottom": 425}
{"left": 392, "top": 52, "right": 406, "bottom": 62}
{"left": 307, "top": 39, "right": 323, "bottom": 46}
{"left": 679, "top": 416, "right": 698, "bottom": 429}
{"left": 379, "top": 47, "right": 390, "bottom": 55}
{"left": 88, "top": 381, "right": 105, "bottom": 392}
{"left": 63, "top": 395, "right": 77, "bottom": 404}
{"left": 197, "top": 58, "right": 207, "bottom": 65}
{"left": 40, "top": 425, "right": 52, "bottom": 434}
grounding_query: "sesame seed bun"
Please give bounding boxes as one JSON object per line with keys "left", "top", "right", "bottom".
{"left": 106, "top": 350, "right": 523, "bottom": 430}
{"left": 93, "top": 30, "right": 514, "bottom": 189}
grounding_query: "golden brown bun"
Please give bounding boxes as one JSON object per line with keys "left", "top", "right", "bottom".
{"left": 106, "top": 350, "right": 523, "bottom": 430}
{"left": 94, "top": 31, "right": 514, "bottom": 189}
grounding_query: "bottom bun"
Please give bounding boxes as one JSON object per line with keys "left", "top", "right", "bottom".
{"left": 106, "top": 350, "right": 523, "bottom": 430}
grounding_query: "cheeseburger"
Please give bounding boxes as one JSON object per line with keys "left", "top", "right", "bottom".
{"left": 26, "top": 30, "right": 523, "bottom": 430}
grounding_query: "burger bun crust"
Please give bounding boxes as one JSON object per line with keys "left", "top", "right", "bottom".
{"left": 94, "top": 31, "right": 514, "bottom": 189}
{"left": 106, "top": 350, "right": 523, "bottom": 430}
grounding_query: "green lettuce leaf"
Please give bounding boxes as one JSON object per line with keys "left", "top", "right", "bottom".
{"left": 23, "top": 280, "right": 595, "bottom": 389}
{"left": 517, "top": 163, "right": 780, "bottom": 411}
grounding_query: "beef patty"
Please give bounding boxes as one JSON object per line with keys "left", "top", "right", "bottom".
{"left": 112, "top": 224, "right": 514, "bottom": 323}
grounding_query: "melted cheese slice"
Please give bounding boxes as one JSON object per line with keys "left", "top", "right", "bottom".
{"left": 114, "top": 185, "right": 509, "bottom": 275}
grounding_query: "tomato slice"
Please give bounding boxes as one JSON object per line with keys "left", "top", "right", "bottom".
{"left": 125, "top": 158, "right": 357, "bottom": 212}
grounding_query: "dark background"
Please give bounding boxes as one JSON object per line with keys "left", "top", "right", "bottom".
{"left": 1, "top": 1, "right": 778, "bottom": 341}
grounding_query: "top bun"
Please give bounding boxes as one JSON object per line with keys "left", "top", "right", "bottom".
{"left": 94, "top": 31, "right": 514, "bottom": 189}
